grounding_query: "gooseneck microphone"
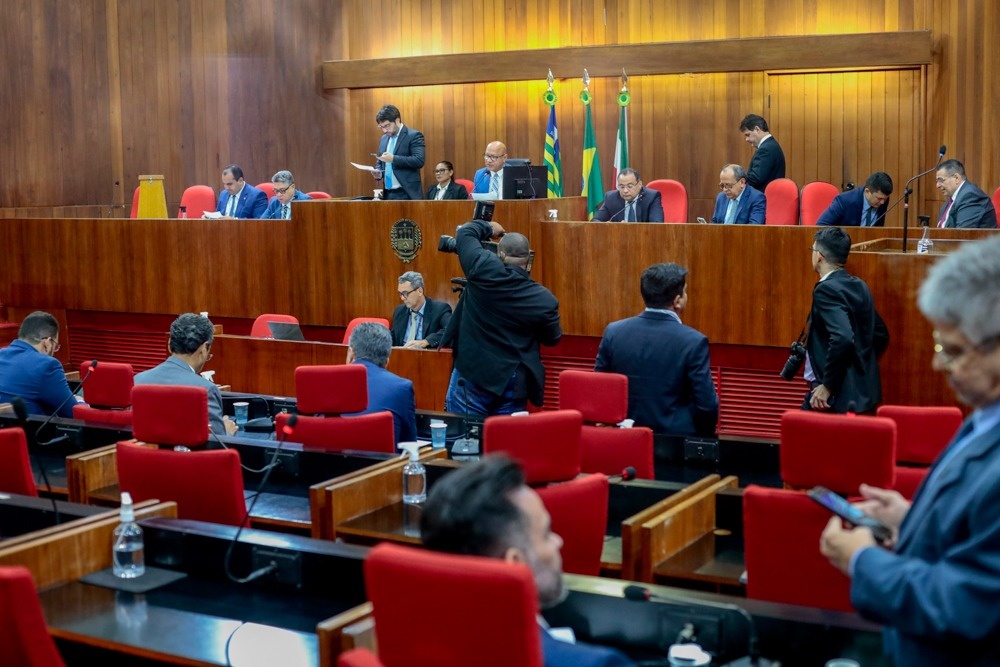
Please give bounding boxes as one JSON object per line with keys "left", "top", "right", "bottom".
{"left": 608, "top": 466, "right": 637, "bottom": 483}
{"left": 472, "top": 169, "right": 489, "bottom": 194}
{"left": 12, "top": 397, "right": 62, "bottom": 523}
{"left": 36, "top": 360, "right": 98, "bottom": 446}
{"left": 901, "top": 145, "right": 947, "bottom": 253}
{"left": 608, "top": 190, "right": 644, "bottom": 222}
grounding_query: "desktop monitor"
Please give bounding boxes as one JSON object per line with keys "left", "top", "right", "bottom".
{"left": 502, "top": 163, "right": 548, "bottom": 200}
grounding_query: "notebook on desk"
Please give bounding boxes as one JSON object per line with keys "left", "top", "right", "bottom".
{"left": 267, "top": 321, "right": 306, "bottom": 341}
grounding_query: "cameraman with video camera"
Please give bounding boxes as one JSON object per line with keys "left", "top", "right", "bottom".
{"left": 440, "top": 218, "right": 561, "bottom": 416}
{"left": 801, "top": 227, "right": 889, "bottom": 413}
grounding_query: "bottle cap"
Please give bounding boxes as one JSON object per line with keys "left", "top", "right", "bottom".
{"left": 120, "top": 491, "right": 135, "bottom": 522}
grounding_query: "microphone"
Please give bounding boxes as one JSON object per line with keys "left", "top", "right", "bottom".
{"left": 12, "top": 397, "right": 62, "bottom": 522}
{"left": 472, "top": 169, "right": 490, "bottom": 194}
{"left": 608, "top": 190, "right": 644, "bottom": 222}
{"left": 109, "top": 180, "right": 120, "bottom": 217}
{"left": 36, "top": 360, "right": 98, "bottom": 447}
{"left": 900, "top": 144, "right": 947, "bottom": 252}
{"left": 871, "top": 193, "right": 907, "bottom": 226}
{"left": 608, "top": 466, "right": 637, "bottom": 483}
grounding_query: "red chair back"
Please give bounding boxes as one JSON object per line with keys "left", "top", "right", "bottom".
{"left": 764, "top": 178, "right": 800, "bottom": 225}
{"left": 131, "top": 385, "right": 210, "bottom": 448}
{"left": 365, "top": 543, "right": 543, "bottom": 667}
{"left": 993, "top": 186, "right": 1000, "bottom": 220}
{"left": 558, "top": 369, "right": 628, "bottom": 423}
{"left": 80, "top": 361, "right": 134, "bottom": 408}
{"left": 579, "top": 426, "right": 655, "bottom": 480}
{"left": 250, "top": 313, "right": 300, "bottom": 338}
{"left": 799, "top": 181, "right": 839, "bottom": 226}
{"left": 780, "top": 411, "right": 895, "bottom": 495}
{"left": 454, "top": 178, "right": 475, "bottom": 199}
{"left": 256, "top": 182, "right": 277, "bottom": 200}
{"left": 73, "top": 404, "right": 133, "bottom": 426}
{"left": 0, "top": 428, "right": 37, "bottom": 496}
{"left": 295, "top": 364, "right": 368, "bottom": 415}
{"left": 129, "top": 185, "right": 141, "bottom": 218}
{"left": 743, "top": 485, "right": 853, "bottom": 611}
{"left": 275, "top": 412, "right": 395, "bottom": 453}
{"left": 0, "top": 566, "right": 68, "bottom": 667}
{"left": 116, "top": 442, "right": 247, "bottom": 526}
{"left": 307, "top": 191, "right": 332, "bottom": 199}
{"left": 343, "top": 317, "right": 390, "bottom": 344}
{"left": 536, "top": 474, "right": 609, "bottom": 576}
{"left": 875, "top": 405, "right": 963, "bottom": 464}
{"left": 646, "top": 179, "right": 688, "bottom": 223}
{"left": 483, "top": 410, "right": 582, "bottom": 485}
{"left": 178, "top": 185, "right": 216, "bottom": 219}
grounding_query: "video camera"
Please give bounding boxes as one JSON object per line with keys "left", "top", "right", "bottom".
{"left": 779, "top": 341, "right": 807, "bottom": 381}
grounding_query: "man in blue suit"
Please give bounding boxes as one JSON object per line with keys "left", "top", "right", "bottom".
{"left": 816, "top": 172, "right": 893, "bottom": 227}
{"left": 261, "top": 170, "right": 312, "bottom": 219}
{"left": 209, "top": 165, "right": 268, "bottom": 219}
{"left": 710, "top": 164, "right": 766, "bottom": 224}
{"left": 373, "top": 104, "right": 425, "bottom": 201}
{"left": 344, "top": 322, "right": 416, "bottom": 444}
{"left": 821, "top": 235, "right": 1000, "bottom": 667}
{"left": 422, "top": 455, "right": 636, "bottom": 667}
{"left": 0, "top": 311, "right": 84, "bottom": 417}
{"left": 593, "top": 168, "right": 665, "bottom": 222}
{"left": 471, "top": 140, "right": 508, "bottom": 199}
{"left": 595, "top": 263, "right": 718, "bottom": 436}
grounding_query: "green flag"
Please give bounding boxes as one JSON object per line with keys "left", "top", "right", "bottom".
{"left": 582, "top": 103, "right": 603, "bottom": 220}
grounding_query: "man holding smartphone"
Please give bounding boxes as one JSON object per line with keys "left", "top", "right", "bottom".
{"left": 820, "top": 235, "right": 1000, "bottom": 666}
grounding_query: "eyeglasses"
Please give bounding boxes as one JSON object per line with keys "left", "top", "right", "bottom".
{"left": 719, "top": 181, "right": 740, "bottom": 191}
{"left": 935, "top": 174, "right": 957, "bottom": 185}
{"left": 483, "top": 154, "right": 506, "bottom": 162}
{"left": 377, "top": 122, "right": 395, "bottom": 131}
{"left": 44, "top": 337, "right": 60, "bottom": 353}
{"left": 617, "top": 181, "right": 640, "bottom": 191}
{"left": 933, "top": 331, "right": 999, "bottom": 369}
{"left": 434, "top": 169, "right": 450, "bottom": 174}
{"left": 274, "top": 185, "right": 294, "bottom": 195}
{"left": 398, "top": 288, "right": 419, "bottom": 299}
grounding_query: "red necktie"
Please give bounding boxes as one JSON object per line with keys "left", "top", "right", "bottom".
{"left": 938, "top": 197, "right": 953, "bottom": 228}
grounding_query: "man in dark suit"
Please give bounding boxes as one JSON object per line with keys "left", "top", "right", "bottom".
{"left": 817, "top": 172, "right": 893, "bottom": 227}
{"left": 344, "top": 322, "right": 416, "bottom": 444}
{"left": 134, "top": 313, "right": 237, "bottom": 436}
{"left": 209, "top": 164, "right": 268, "bottom": 219}
{"left": 442, "top": 219, "right": 561, "bottom": 416}
{"left": 422, "top": 455, "right": 636, "bottom": 667}
{"left": 934, "top": 159, "right": 998, "bottom": 228}
{"left": 739, "top": 113, "right": 786, "bottom": 191}
{"left": 373, "top": 104, "right": 425, "bottom": 201}
{"left": 0, "top": 311, "right": 84, "bottom": 417}
{"left": 261, "top": 170, "right": 312, "bottom": 219}
{"left": 710, "top": 164, "right": 766, "bottom": 224}
{"left": 803, "top": 227, "right": 889, "bottom": 414}
{"left": 391, "top": 270, "right": 452, "bottom": 349}
{"left": 594, "top": 263, "right": 718, "bottom": 436}
{"left": 593, "top": 168, "right": 664, "bottom": 222}
{"left": 821, "top": 235, "right": 1000, "bottom": 667}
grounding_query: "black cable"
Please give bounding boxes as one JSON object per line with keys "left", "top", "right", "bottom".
{"left": 12, "top": 397, "right": 61, "bottom": 525}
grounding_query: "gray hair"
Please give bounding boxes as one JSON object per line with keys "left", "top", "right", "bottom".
{"left": 918, "top": 235, "right": 1000, "bottom": 345}
{"left": 398, "top": 271, "right": 424, "bottom": 290}
{"left": 348, "top": 322, "right": 392, "bottom": 367}
{"left": 169, "top": 313, "right": 214, "bottom": 355}
{"left": 723, "top": 164, "right": 747, "bottom": 181}
{"left": 271, "top": 170, "right": 294, "bottom": 186}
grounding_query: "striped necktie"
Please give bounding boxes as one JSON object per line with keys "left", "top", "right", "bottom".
{"left": 282, "top": 203, "right": 289, "bottom": 219}
{"left": 489, "top": 172, "right": 500, "bottom": 197}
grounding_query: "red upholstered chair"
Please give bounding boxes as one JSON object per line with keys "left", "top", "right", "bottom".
{"left": 646, "top": 179, "right": 688, "bottom": 223}
{"left": 129, "top": 185, "right": 141, "bottom": 218}
{"left": 743, "top": 485, "right": 853, "bottom": 611}
{"left": 343, "top": 318, "right": 390, "bottom": 344}
{"left": 116, "top": 442, "right": 247, "bottom": 526}
{"left": 73, "top": 361, "right": 134, "bottom": 426}
{"left": 558, "top": 370, "right": 654, "bottom": 479}
{"left": 250, "top": 313, "right": 300, "bottom": 338}
{"left": 275, "top": 411, "right": 395, "bottom": 453}
{"left": 780, "top": 410, "right": 896, "bottom": 495}
{"left": 295, "top": 364, "right": 368, "bottom": 415}
{"left": 307, "top": 191, "right": 332, "bottom": 199}
{"left": 992, "top": 186, "right": 1000, "bottom": 220}
{"left": 364, "top": 542, "right": 543, "bottom": 667}
{"left": 799, "top": 181, "right": 839, "bottom": 226}
{"left": 454, "top": 178, "right": 475, "bottom": 199}
{"left": 0, "top": 566, "right": 68, "bottom": 667}
{"left": 177, "top": 185, "right": 216, "bottom": 219}
{"left": 483, "top": 410, "right": 582, "bottom": 485}
{"left": 876, "top": 405, "right": 963, "bottom": 498}
{"left": 256, "top": 182, "right": 277, "bottom": 201}
{"left": 536, "top": 473, "right": 609, "bottom": 576}
{"left": 338, "top": 649, "right": 385, "bottom": 667}
{"left": 0, "top": 427, "right": 37, "bottom": 496}
{"left": 130, "top": 385, "right": 210, "bottom": 448}
{"left": 764, "top": 178, "right": 800, "bottom": 225}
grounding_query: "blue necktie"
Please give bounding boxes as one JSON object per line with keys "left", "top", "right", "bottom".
{"left": 385, "top": 136, "right": 398, "bottom": 190}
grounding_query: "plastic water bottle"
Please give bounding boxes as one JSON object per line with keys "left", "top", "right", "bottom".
{"left": 113, "top": 492, "right": 145, "bottom": 578}
{"left": 917, "top": 225, "right": 933, "bottom": 254}
{"left": 399, "top": 442, "right": 426, "bottom": 505}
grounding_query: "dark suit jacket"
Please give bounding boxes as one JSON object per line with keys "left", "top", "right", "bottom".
{"left": 345, "top": 359, "right": 416, "bottom": 444}
{"left": 262, "top": 190, "right": 312, "bottom": 219}
{"left": 746, "top": 136, "right": 786, "bottom": 191}
{"left": 852, "top": 415, "right": 1000, "bottom": 666}
{"left": 540, "top": 629, "right": 636, "bottom": 667}
{"left": 133, "top": 356, "right": 227, "bottom": 435}
{"left": 426, "top": 180, "right": 469, "bottom": 200}
{"left": 447, "top": 218, "right": 561, "bottom": 406}
{"left": 710, "top": 186, "right": 766, "bottom": 224}
{"left": 816, "top": 188, "right": 888, "bottom": 227}
{"left": 0, "top": 340, "right": 81, "bottom": 418}
{"left": 391, "top": 296, "right": 453, "bottom": 348}
{"left": 593, "top": 187, "right": 664, "bottom": 222}
{"left": 216, "top": 183, "right": 268, "bottom": 219}
{"left": 376, "top": 125, "right": 425, "bottom": 201}
{"left": 594, "top": 311, "right": 718, "bottom": 437}
{"left": 940, "top": 181, "right": 998, "bottom": 228}
{"left": 805, "top": 270, "right": 889, "bottom": 413}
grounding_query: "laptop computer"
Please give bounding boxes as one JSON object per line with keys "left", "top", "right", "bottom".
{"left": 267, "top": 321, "right": 306, "bottom": 341}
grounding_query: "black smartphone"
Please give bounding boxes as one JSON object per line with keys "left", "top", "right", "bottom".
{"left": 808, "top": 485, "right": 892, "bottom": 543}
